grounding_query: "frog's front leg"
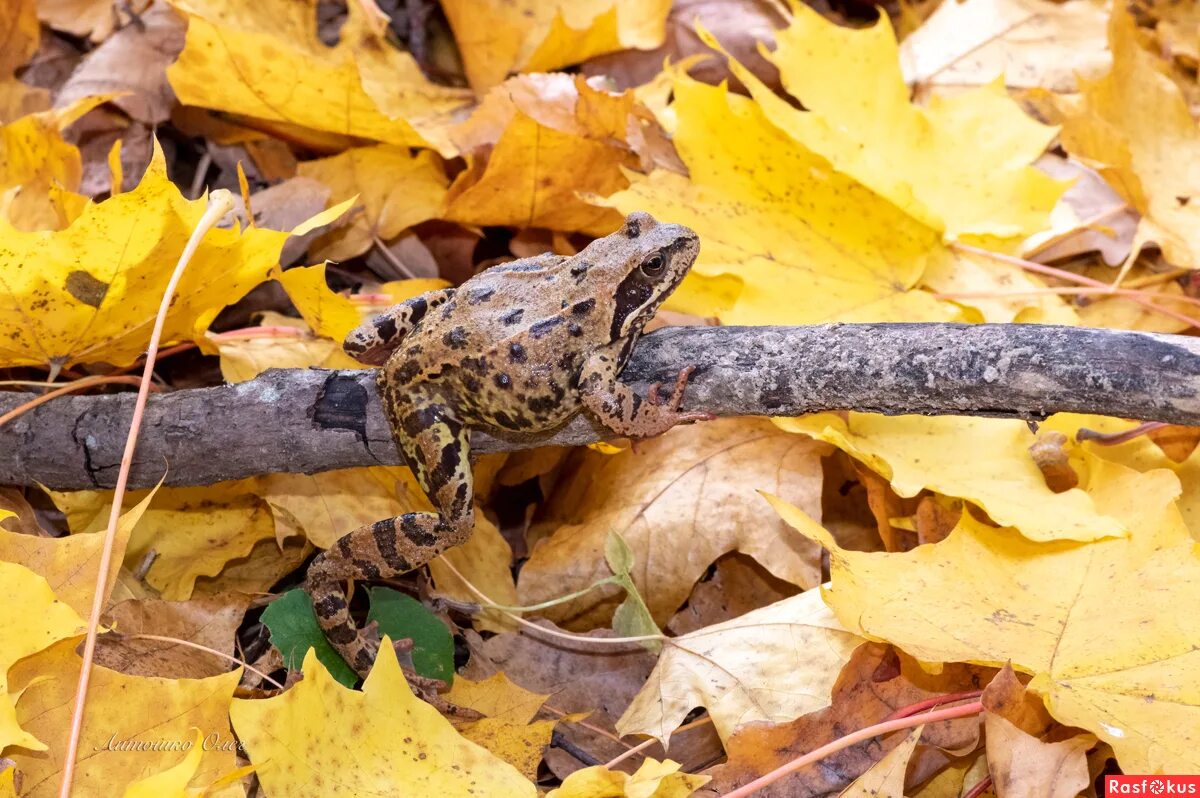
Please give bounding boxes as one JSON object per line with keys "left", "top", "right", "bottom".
{"left": 342, "top": 288, "right": 456, "bottom": 366}
{"left": 578, "top": 342, "right": 711, "bottom": 438}
{"left": 305, "top": 395, "right": 473, "bottom": 676}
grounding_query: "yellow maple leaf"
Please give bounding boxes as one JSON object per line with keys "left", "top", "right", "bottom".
{"left": 546, "top": 758, "right": 709, "bottom": 798}
{"left": 766, "top": 455, "right": 1200, "bottom": 773}
{"left": 777, "top": 413, "right": 1125, "bottom": 542}
{"left": 445, "top": 673, "right": 562, "bottom": 780}
{"left": 8, "top": 638, "right": 242, "bottom": 797}
{"left": 229, "top": 642, "right": 536, "bottom": 797}
{"left": 296, "top": 146, "right": 448, "bottom": 262}
{"left": 272, "top": 265, "right": 363, "bottom": 342}
{"left": 518, "top": 419, "right": 827, "bottom": 628}
{"left": 0, "top": 489, "right": 155, "bottom": 615}
{"left": 441, "top": 0, "right": 669, "bottom": 93}
{"left": 52, "top": 481, "right": 275, "bottom": 600}
{"left": 709, "top": 2, "right": 1064, "bottom": 240}
{"left": 122, "top": 728, "right": 254, "bottom": 798}
{"left": 0, "top": 562, "right": 85, "bottom": 751}
{"left": 618, "top": 589, "right": 864, "bottom": 744}
{"left": 165, "top": 0, "right": 471, "bottom": 157}
{"left": 0, "top": 140, "right": 349, "bottom": 368}
{"left": 1059, "top": 7, "right": 1200, "bottom": 272}
{"left": 0, "top": 97, "right": 107, "bottom": 230}
{"left": 602, "top": 72, "right": 961, "bottom": 326}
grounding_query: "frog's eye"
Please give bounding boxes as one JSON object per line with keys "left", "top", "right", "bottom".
{"left": 640, "top": 253, "right": 666, "bottom": 277}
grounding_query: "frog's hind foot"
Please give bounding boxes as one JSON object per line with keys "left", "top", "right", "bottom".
{"left": 305, "top": 511, "right": 470, "bottom": 676}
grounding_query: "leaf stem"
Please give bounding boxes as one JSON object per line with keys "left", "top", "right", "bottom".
{"left": 58, "top": 189, "right": 236, "bottom": 798}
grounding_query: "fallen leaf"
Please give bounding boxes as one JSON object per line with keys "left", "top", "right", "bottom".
{"left": 121, "top": 728, "right": 249, "bottom": 798}
{"left": 190, "top": 534, "right": 312, "bottom": 597}
{"left": 767, "top": 455, "right": 1200, "bottom": 773}
{"left": 986, "top": 715, "right": 1094, "bottom": 798}
{"left": 0, "top": 489, "right": 153, "bottom": 616}
{"left": 546, "top": 758, "right": 708, "bottom": 798}
{"left": 0, "top": 0, "right": 38, "bottom": 80}
{"left": 429, "top": 511, "right": 520, "bottom": 634}
{"left": 296, "top": 146, "right": 448, "bottom": 261}
{"left": 0, "top": 562, "right": 85, "bottom": 751}
{"left": 841, "top": 726, "right": 922, "bottom": 798}
{"left": 1022, "top": 155, "right": 1136, "bottom": 267}
{"left": 0, "top": 140, "right": 349, "bottom": 367}
{"left": 96, "top": 593, "right": 252, "bottom": 679}
{"left": 52, "top": 480, "right": 276, "bottom": 600}
{"left": 777, "top": 413, "right": 1125, "bottom": 542}
{"left": 665, "top": 553, "right": 799, "bottom": 636}
{"left": 165, "top": 0, "right": 472, "bottom": 156}
{"left": 54, "top": 2, "right": 185, "bottom": 124}
{"left": 711, "top": 1, "right": 1065, "bottom": 240}
{"left": 1059, "top": 7, "right": 1200, "bottom": 270}
{"left": 37, "top": 0, "right": 135, "bottom": 41}
{"left": 8, "top": 638, "right": 242, "bottom": 797}
{"left": 602, "top": 70, "right": 960, "bottom": 325}
{"left": 446, "top": 673, "right": 561, "bottom": 780}
{"left": 445, "top": 74, "right": 660, "bottom": 235}
{"left": 518, "top": 418, "right": 827, "bottom": 628}
{"left": 0, "top": 97, "right": 105, "bottom": 231}
{"left": 441, "top": 0, "right": 670, "bottom": 92}
{"left": 900, "top": 0, "right": 1109, "bottom": 95}
{"left": 229, "top": 642, "right": 537, "bottom": 797}
{"left": 708, "top": 643, "right": 989, "bottom": 796}
{"left": 618, "top": 589, "right": 864, "bottom": 744}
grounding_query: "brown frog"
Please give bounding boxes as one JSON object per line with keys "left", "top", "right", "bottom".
{"left": 306, "top": 212, "right": 706, "bottom": 675}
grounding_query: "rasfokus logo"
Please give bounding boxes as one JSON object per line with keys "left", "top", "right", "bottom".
{"left": 1106, "top": 776, "right": 1200, "bottom": 795}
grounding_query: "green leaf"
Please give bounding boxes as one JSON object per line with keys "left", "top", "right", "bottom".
{"left": 261, "top": 588, "right": 358, "bottom": 687}
{"left": 604, "top": 530, "right": 635, "bottom": 575}
{"left": 366, "top": 587, "right": 455, "bottom": 683}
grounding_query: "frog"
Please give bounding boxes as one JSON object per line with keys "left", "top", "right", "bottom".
{"left": 306, "top": 211, "right": 707, "bottom": 676}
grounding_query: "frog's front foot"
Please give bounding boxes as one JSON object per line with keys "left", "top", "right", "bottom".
{"left": 647, "top": 366, "right": 713, "bottom": 426}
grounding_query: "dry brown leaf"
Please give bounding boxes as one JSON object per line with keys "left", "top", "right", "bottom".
{"left": 708, "top": 644, "right": 990, "bottom": 797}
{"left": 54, "top": 1, "right": 185, "bottom": 124}
{"left": 666, "top": 553, "right": 799, "bottom": 636}
{"left": 96, "top": 593, "right": 252, "bottom": 679}
{"left": 518, "top": 418, "right": 826, "bottom": 629}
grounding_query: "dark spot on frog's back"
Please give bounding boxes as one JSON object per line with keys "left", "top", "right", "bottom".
{"left": 531, "top": 316, "right": 563, "bottom": 338}
{"left": 65, "top": 270, "right": 109, "bottom": 308}
{"left": 494, "top": 373, "right": 512, "bottom": 389}
{"left": 443, "top": 327, "right": 468, "bottom": 349}
{"left": 568, "top": 322, "right": 583, "bottom": 337}
{"left": 501, "top": 308, "right": 524, "bottom": 325}
{"left": 467, "top": 287, "right": 495, "bottom": 304}
{"left": 570, "top": 262, "right": 589, "bottom": 278}
{"left": 571, "top": 298, "right": 595, "bottom": 316}
{"left": 392, "top": 359, "right": 421, "bottom": 385}
{"left": 509, "top": 342, "right": 527, "bottom": 363}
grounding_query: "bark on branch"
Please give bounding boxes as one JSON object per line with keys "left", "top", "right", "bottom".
{"left": 3, "top": 323, "right": 1198, "bottom": 490}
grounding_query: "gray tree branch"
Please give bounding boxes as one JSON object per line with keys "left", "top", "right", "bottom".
{"left": 3, "top": 323, "right": 1198, "bottom": 490}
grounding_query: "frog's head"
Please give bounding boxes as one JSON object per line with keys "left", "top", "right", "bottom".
{"left": 589, "top": 211, "right": 699, "bottom": 342}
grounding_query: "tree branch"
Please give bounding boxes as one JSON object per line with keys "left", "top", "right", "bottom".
{"left": 4, "top": 323, "right": 1198, "bottom": 490}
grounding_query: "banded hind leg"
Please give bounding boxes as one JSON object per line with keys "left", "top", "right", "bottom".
{"left": 305, "top": 394, "right": 474, "bottom": 675}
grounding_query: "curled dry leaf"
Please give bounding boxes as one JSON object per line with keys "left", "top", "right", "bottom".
{"left": 518, "top": 417, "right": 827, "bottom": 628}
{"left": 54, "top": 1, "right": 186, "bottom": 125}
{"left": 1059, "top": 7, "right": 1200, "bottom": 271}
{"left": 618, "top": 588, "right": 864, "bottom": 745}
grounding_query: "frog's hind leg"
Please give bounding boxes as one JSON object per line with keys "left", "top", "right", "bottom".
{"left": 305, "top": 398, "right": 474, "bottom": 676}
{"left": 342, "top": 287, "right": 455, "bottom": 366}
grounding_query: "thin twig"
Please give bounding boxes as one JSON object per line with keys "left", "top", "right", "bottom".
{"left": 127, "top": 634, "right": 284, "bottom": 689}
{"left": 717, "top": 702, "right": 984, "bottom": 798}
{"left": 58, "top": 190, "right": 236, "bottom": 798}
{"left": 0, "top": 375, "right": 150, "bottom": 429}
{"left": 603, "top": 716, "right": 713, "bottom": 769}
{"left": 371, "top": 233, "right": 417, "bottom": 280}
